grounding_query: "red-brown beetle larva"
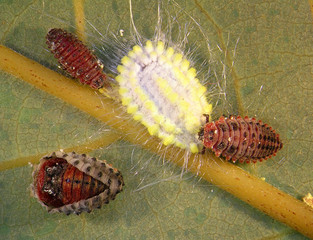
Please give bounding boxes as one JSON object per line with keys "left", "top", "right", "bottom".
{"left": 198, "top": 115, "right": 283, "bottom": 163}
{"left": 46, "top": 28, "right": 112, "bottom": 90}
{"left": 31, "top": 151, "right": 124, "bottom": 215}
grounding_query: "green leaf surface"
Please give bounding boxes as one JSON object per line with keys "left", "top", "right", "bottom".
{"left": 0, "top": 0, "right": 312, "bottom": 239}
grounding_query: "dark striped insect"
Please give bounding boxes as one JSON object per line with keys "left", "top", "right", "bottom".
{"left": 198, "top": 115, "right": 283, "bottom": 163}
{"left": 46, "top": 28, "right": 110, "bottom": 89}
{"left": 31, "top": 151, "right": 124, "bottom": 215}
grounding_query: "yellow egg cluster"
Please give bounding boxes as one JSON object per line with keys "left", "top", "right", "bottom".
{"left": 116, "top": 41, "right": 212, "bottom": 153}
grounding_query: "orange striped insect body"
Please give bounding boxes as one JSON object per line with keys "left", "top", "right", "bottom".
{"left": 31, "top": 151, "right": 124, "bottom": 215}
{"left": 198, "top": 115, "right": 283, "bottom": 163}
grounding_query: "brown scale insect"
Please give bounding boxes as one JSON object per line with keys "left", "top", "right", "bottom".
{"left": 31, "top": 151, "right": 124, "bottom": 215}
{"left": 198, "top": 115, "right": 283, "bottom": 163}
{"left": 46, "top": 28, "right": 111, "bottom": 89}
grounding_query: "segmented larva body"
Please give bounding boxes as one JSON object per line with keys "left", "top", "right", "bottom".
{"left": 199, "top": 116, "right": 283, "bottom": 163}
{"left": 46, "top": 28, "right": 109, "bottom": 89}
{"left": 31, "top": 151, "right": 124, "bottom": 215}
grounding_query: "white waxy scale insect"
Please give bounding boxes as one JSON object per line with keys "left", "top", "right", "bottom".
{"left": 116, "top": 41, "right": 212, "bottom": 153}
